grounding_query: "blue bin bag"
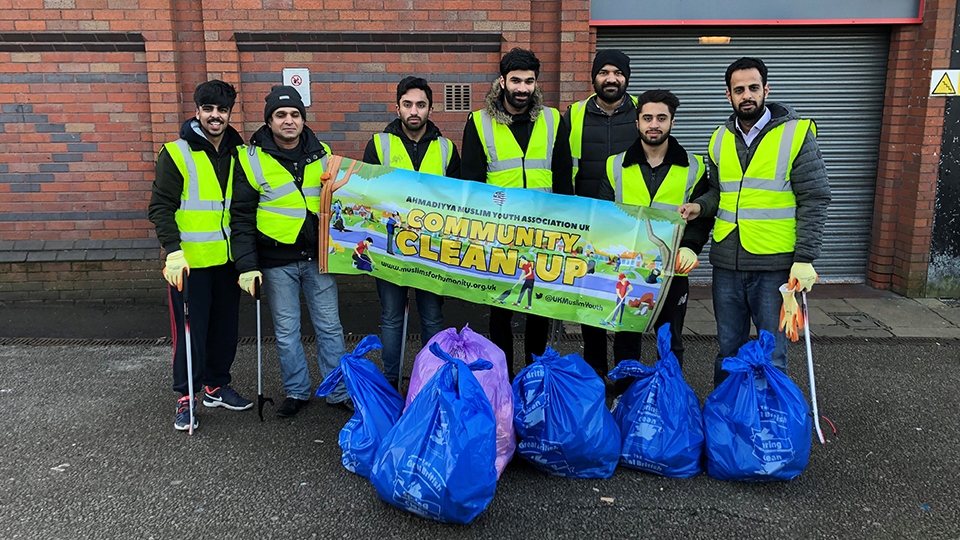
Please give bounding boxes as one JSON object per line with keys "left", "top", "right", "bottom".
{"left": 370, "top": 342, "right": 498, "bottom": 524}
{"left": 512, "top": 347, "right": 620, "bottom": 479}
{"left": 703, "top": 330, "right": 812, "bottom": 482}
{"left": 316, "top": 335, "right": 404, "bottom": 479}
{"left": 608, "top": 324, "right": 705, "bottom": 478}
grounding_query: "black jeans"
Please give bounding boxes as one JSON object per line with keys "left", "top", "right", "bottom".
{"left": 169, "top": 263, "right": 240, "bottom": 397}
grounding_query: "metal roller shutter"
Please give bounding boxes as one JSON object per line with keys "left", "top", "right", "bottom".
{"left": 597, "top": 26, "right": 889, "bottom": 282}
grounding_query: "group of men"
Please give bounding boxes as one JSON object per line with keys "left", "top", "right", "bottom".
{"left": 148, "top": 47, "right": 830, "bottom": 433}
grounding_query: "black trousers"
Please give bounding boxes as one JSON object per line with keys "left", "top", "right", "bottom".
{"left": 489, "top": 306, "right": 550, "bottom": 378}
{"left": 581, "top": 276, "right": 689, "bottom": 377}
{"left": 168, "top": 263, "right": 241, "bottom": 397}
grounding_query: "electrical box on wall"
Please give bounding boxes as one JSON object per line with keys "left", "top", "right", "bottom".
{"left": 282, "top": 68, "right": 311, "bottom": 107}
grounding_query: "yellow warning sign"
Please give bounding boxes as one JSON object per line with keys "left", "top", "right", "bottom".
{"left": 930, "top": 70, "right": 960, "bottom": 96}
{"left": 933, "top": 73, "right": 956, "bottom": 95}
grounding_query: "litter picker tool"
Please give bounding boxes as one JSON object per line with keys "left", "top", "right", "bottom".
{"left": 397, "top": 295, "right": 410, "bottom": 398}
{"left": 255, "top": 278, "right": 273, "bottom": 421}
{"left": 800, "top": 291, "right": 826, "bottom": 444}
{"left": 182, "top": 272, "right": 196, "bottom": 435}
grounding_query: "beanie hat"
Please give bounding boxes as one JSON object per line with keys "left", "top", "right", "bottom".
{"left": 592, "top": 50, "right": 631, "bottom": 83}
{"left": 264, "top": 85, "right": 306, "bottom": 124}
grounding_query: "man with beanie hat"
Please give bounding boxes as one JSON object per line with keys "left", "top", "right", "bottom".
{"left": 149, "top": 79, "right": 253, "bottom": 432}
{"left": 562, "top": 49, "right": 642, "bottom": 380}
{"left": 230, "top": 85, "right": 351, "bottom": 418}
{"left": 460, "top": 47, "right": 574, "bottom": 380}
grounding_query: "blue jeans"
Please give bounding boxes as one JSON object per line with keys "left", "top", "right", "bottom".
{"left": 712, "top": 266, "right": 790, "bottom": 387}
{"left": 262, "top": 262, "right": 348, "bottom": 403}
{"left": 375, "top": 278, "right": 444, "bottom": 383}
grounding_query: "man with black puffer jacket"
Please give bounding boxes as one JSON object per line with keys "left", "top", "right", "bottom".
{"left": 231, "top": 85, "right": 351, "bottom": 418}
{"left": 149, "top": 80, "right": 252, "bottom": 433}
{"left": 362, "top": 76, "right": 461, "bottom": 391}
{"left": 563, "top": 49, "right": 641, "bottom": 380}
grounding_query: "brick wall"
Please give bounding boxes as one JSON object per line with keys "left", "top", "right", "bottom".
{"left": 4, "top": 2, "right": 951, "bottom": 302}
{"left": 0, "top": 2, "right": 592, "bottom": 303}
{"left": 868, "top": 0, "right": 957, "bottom": 296}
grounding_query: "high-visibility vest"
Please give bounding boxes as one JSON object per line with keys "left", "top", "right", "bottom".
{"left": 709, "top": 119, "right": 814, "bottom": 255}
{"left": 472, "top": 107, "right": 560, "bottom": 191}
{"left": 373, "top": 133, "right": 452, "bottom": 176}
{"left": 237, "top": 142, "right": 330, "bottom": 245}
{"left": 165, "top": 138, "right": 232, "bottom": 268}
{"left": 568, "top": 94, "right": 638, "bottom": 181}
{"left": 606, "top": 151, "right": 704, "bottom": 276}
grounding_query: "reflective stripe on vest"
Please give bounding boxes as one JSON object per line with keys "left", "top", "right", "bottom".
{"left": 473, "top": 106, "right": 559, "bottom": 190}
{"left": 238, "top": 145, "right": 326, "bottom": 245}
{"left": 608, "top": 151, "right": 703, "bottom": 209}
{"left": 374, "top": 133, "right": 451, "bottom": 176}
{"left": 568, "top": 94, "right": 638, "bottom": 182}
{"left": 167, "top": 138, "right": 231, "bottom": 268}
{"left": 709, "top": 119, "right": 812, "bottom": 254}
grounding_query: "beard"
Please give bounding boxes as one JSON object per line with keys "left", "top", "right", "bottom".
{"left": 594, "top": 80, "right": 626, "bottom": 105}
{"left": 504, "top": 90, "right": 531, "bottom": 111}
{"left": 734, "top": 96, "right": 766, "bottom": 122}
{"left": 640, "top": 128, "right": 670, "bottom": 146}
{"left": 400, "top": 114, "right": 425, "bottom": 133}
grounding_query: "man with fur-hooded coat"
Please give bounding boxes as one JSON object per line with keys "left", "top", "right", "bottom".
{"left": 460, "top": 47, "right": 574, "bottom": 379}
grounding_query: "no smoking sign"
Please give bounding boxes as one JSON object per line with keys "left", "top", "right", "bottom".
{"left": 282, "top": 68, "right": 311, "bottom": 106}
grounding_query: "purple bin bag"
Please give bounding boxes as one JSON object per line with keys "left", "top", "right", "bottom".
{"left": 405, "top": 324, "right": 515, "bottom": 478}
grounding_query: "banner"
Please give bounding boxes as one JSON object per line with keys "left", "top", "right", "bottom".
{"left": 318, "top": 156, "right": 684, "bottom": 332}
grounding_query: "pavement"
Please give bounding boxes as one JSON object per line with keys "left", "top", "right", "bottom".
{"left": 2, "top": 282, "right": 959, "bottom": 342}
{"left": 1, "top": 283, "right": 960, "bottom": 538}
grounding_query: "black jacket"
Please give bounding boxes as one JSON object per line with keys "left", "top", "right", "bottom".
{"left": 148, "top": 119, "right": 243, "bottom": 254}
{"left": 562, "top": 93, "right": 638, "bottom": 199}
{"left": 459, "top": 81, "right": 574, "bottom": 194}
{"left": 706, "top": 102, "right": 831, "bottom": 271}
{"left": 361, "top": 118, "right": 461, "bottom": 177}
{"left": 598, "top": 136, "right": 716, "bottom": 254}
{"left": 231, "top": 125, "right": 328, "bottom": 272}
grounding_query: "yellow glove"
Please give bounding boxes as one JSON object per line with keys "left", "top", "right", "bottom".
{"left": 789, "top": 262, "right": 818, "bottom": 292}
{"left": 238, "top": 270, "right": 262, "bottom": 298}
{"left": 779, "top": 284, "right": 804, "bottom": 342}
{"left": 674, "top": 247, "right": 700, "bottom": 274}
{"left": 162, "top": 250, "right": 189, "bottom": 291}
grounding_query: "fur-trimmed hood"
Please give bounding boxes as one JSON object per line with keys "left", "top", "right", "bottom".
{"left": 482, "top": 79, "right": 545, "bottom": 125}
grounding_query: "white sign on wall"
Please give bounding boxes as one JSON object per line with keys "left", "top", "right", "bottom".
{"left": 282, "top": 68, "right": 311, "bottom": 106}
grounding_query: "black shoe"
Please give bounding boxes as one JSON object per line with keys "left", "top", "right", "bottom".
{"left": 326, "top": 399, "right": 355, "bottom": 413}
{"left": 276, "top": 397, "right": 309, "bottom": 418}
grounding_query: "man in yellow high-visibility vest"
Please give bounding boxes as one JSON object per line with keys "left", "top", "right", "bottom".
{"left": 460, "top": 47, "right": 574, "bottom": 379}
{"left": 707, "top": 57, "right": 831, "bottom": 387}
{"left": 149, "top": 80, "right": 252, "bottom": 432}
{"left": 362, "top": 76, "right": 460, "bottom": 390}
{"left": 598, "top": 89, "right": 715, "bottom": 381}
{"left": 231, "top": 86, "right": 350, "bottom": 417}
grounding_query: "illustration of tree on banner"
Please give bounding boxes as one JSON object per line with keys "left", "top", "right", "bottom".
{"left": 319, "top": 156, "right": 393, "bottom": 272}
{"left": 606, "top": 200, "right": 683, "bottom": 326}
{"left": 318, "top": 155, "right": 361, "bottom": 271}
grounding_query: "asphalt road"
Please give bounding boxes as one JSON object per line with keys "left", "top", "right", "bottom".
{"left": 2, "top": 337, "right": 958, "bottom": 539}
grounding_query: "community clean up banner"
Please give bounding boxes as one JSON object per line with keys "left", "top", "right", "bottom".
{"left": 318, "top": 155, "right": 684, "bottom": 332}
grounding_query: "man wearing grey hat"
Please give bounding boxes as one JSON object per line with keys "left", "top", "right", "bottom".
{"left": 230, "top": 85, "right": 351, "bottom": 418}
{"left": 562, "top": 49, "right": 643, "bottom": 380}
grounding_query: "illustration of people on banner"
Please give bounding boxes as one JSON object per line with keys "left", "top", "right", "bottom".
{"left": 317, "top": 155, "right": 683, "bottom": 332}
